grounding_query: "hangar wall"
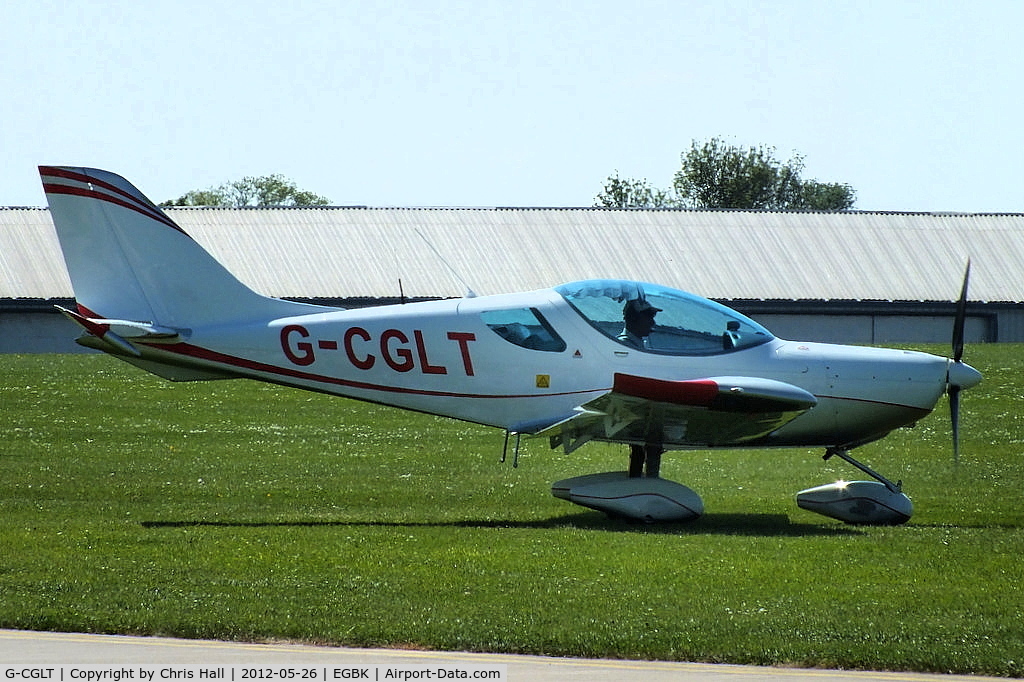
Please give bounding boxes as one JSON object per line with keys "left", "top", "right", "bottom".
{"left": 731, "top": 300, "right": 1004, "bottom": 346}
{"left": 0, "top": 311, "right": 82, "bottom": 353}
{"left": 750, "top": 313, "right": 991, "bottom": 345}
{"left": 3, "top": 206, "right": 1022, "bottom": 352}
{"left": 1, "top": 299, "right": 1009, "bottom": 355}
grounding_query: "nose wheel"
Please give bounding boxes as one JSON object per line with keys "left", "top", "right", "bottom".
{"left": 795, "top": 447, "right": 913, "bottom": 525}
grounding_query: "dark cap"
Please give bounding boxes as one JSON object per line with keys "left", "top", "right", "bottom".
{"left": 623, "top": 298, "right": 661, "bottom": 316}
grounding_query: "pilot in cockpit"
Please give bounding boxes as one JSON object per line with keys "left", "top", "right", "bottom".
{"left": 617, "top": 298, "right": 661, "bottom": 350}
{"left": 723, "top": 320, "right": 741, "bottom": 349}
{"left": 618, "top": 297, "right": 664, "bottom": 478}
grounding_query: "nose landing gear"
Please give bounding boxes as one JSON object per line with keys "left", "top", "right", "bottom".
{"left": 796, "top": 447, "right": 913, "bottom": 525}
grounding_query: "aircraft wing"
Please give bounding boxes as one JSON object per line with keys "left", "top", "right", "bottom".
{"left": 538, "top": 373, "right": 817, "bottom": 453}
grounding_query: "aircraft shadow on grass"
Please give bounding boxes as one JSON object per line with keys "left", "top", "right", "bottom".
{"left": 140, "top": 513, "right": 860, "bottom": 537}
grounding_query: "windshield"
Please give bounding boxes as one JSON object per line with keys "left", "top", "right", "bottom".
{"left": 555, "top": 279, "right": 773, "bottom": 355}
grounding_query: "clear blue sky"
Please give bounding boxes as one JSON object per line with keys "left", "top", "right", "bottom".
{"left": 3, "top": 0, "right": 1022, "bottom": 211}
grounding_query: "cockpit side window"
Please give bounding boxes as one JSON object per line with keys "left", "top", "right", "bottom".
{"left": 555, "top": 280, "right": 773, "bottom": 356}
{"left": 481, "top": 307, "right": 566, "bottom": 352}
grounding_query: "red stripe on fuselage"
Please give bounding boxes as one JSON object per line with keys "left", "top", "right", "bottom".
{"left": 150, "top": 340, "right": 602, "bottom": 402}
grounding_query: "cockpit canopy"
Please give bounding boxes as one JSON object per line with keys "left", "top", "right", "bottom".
{"left": 555, "top": 279, "right": 774, "bottom": 355}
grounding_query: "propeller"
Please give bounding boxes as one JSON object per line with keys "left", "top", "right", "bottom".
{"left": 952, "top": 260, "right": 969, "bottom": 364}
{"left": 947, "top": 259, "right": 982, "bottom": 463}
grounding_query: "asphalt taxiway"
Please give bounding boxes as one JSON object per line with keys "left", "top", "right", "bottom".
{"left": 0, "top": 630, "right": 1004, "bottom": 682}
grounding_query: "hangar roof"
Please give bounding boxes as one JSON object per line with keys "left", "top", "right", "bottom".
{"left": 1, "top": 206, "right": 1021, "bottom": 303}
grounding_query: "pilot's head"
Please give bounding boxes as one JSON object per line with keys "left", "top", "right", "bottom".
{"left": 623, "top": 298, "right": 660, "bottom": 336}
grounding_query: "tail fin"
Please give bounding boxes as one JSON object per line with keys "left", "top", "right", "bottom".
{"left": 40, "top": 166, "right": 322, "bottom": 329}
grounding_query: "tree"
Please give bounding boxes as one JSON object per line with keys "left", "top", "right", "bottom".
{"left": 595, "top": 137, "right": 856, "bottom": 211}
{"left": 673, "top": 138, "right": 855, "bottom": 210}
{"left": 793, "top": 179, "right": 858, "bottom": 211}
{"left": 161, "top": 175, "right": 330, "bottom": 207}
{"left": 595, "top": 172, "right": 676, "bottom": 208}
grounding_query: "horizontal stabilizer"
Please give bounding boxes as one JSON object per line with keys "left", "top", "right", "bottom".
{"left": 57, "top": 305, "right": 185, "bottom": 357}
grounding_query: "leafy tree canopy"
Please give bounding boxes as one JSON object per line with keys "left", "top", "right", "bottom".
{"left": 595, "top": 173, "right": 677, "bottom": 209}
{"left": 596, "top": 137, "right": 856, "bottom": 211}
{"left": 161, "top": 175, "right": 331, "bottom": 207}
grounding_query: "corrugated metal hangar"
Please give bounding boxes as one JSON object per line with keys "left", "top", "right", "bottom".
{"left": 2, "top": 206, "right": 1021, "bottom": 352}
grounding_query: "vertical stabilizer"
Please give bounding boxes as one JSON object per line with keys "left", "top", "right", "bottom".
{"left": 40, "top": 166, "right": 323, "bottom": 328}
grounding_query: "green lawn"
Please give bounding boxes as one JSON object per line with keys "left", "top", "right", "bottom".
{"left": 1, "top": 348, "right": 1021, "bottom": 676}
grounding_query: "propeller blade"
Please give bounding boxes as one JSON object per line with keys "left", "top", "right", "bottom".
{"left": 952, "top": 259, "right": 970, "bottom": 362}
{"left": 948, "top": 259, "right": 971, "bottom": 464}
{"left": 949, "top": 384, "right": 961, "bottom": 465}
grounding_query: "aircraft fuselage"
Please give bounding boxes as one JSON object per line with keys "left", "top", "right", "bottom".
{"left": 122, "top": 288, "right": 952, "bottom": 450}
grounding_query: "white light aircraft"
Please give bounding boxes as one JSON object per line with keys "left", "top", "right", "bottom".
{"left": 40, "top": 167, "right": 983, "bottom": 525}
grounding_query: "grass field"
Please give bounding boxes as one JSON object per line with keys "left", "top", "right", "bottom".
{"left": 2, "top": 348, "right": 1022, "bottom": 676}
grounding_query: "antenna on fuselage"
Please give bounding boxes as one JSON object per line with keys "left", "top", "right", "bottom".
{"left": 414, "top": 228, "right": 478, "bottom": 298}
